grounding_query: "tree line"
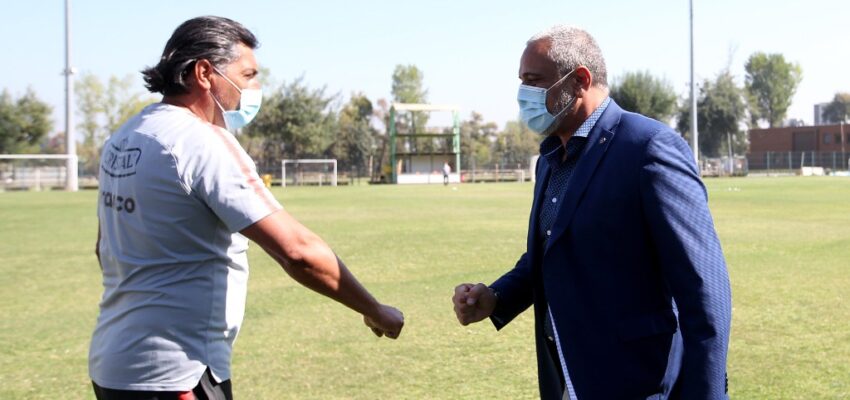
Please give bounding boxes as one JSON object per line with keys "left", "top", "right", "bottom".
{"left": 3, "top": 51, "right": 848, "bottom": 174}
{"left": 613, "top": 52, "right": 810, "bottom": 158}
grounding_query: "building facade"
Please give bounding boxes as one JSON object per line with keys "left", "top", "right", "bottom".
{"left": 748, "top": 123, "right": 849, "bottom": 170}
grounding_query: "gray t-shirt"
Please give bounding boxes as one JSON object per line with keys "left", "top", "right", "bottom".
{"left": 89, "top": 103, "right": 282, "bottom": 391}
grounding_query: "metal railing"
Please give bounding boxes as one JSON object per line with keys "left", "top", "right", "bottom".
{"left": 461, "top": 169, "right": 528, "bottom": 183}
{"left": 747, "top": 151, "right": 850, "bottom": 173}
{"left": 700, "top": 156, "right": 749, "bottom": 177}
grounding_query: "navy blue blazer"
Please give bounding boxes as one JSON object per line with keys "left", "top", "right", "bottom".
{"left": 490, "top": 101, "right": 731, "bottom": 400}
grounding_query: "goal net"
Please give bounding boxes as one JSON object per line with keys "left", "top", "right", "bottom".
{"left": 0, "top": 154, "right": 78, "bottom": 191}
{"left": 281, "top": 159, "right": 338, "bottom": 187}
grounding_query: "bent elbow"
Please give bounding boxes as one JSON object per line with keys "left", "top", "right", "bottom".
{"left": 280, "top": 235, "right": 327, "bottom": 269}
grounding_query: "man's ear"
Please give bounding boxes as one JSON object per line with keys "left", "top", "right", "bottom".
{"left": 193, "top": 59, "right": 214, "bottom": 91}
{"left": 573, "top": 66, "right": 593, "bottom": 96}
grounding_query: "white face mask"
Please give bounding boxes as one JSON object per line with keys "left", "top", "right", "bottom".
{"left": 210, "top": 66, "right": 262, "bottom": 132}
{"left": 517, "top": 69, "right": 576, "bottom": 135}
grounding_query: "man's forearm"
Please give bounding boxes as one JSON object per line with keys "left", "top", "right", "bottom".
{"left": 264, "top": 239, "right": 381, "bottom": 318}
{"left": 242, "top": 210, "right": 402, "bottom": 338}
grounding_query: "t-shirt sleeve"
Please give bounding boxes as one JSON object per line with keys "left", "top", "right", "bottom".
{"left": 191, "top": 127, "right": 282, "bottom": 233}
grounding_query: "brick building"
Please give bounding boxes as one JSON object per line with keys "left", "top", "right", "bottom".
{"left": 747, "top": 123, "right": 849, "bottom": 170}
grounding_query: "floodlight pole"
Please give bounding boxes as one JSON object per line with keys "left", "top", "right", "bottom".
{"left": 64, "top": 0, "right": 78, "bottom": 191}
{"left": 841, "top": 121, "right": 846, "bottom": 169}
{"left": 453, "top": 110, "right": 460, "bottom": 177}
{"left": 689, "top": 0, "right": 699, "bottom": 168}
{"left": 389, "top": 106, "right": 397, "bottom": 184}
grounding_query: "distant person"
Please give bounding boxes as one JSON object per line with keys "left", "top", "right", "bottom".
{"left": 451, "top": 25, "right": 731, "bottom": 399}
{"left": 442, "top": 161, "right": 451, "bottom": 185}
{"left": 90, "top": 16, "right": 403, "bottom": 400}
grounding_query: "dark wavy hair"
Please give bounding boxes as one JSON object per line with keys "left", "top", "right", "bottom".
{"left": 142, "top": 16, "right": 258, "bottom": 96}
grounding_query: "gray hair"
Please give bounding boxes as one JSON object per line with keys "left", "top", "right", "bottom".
{"left": 142, "top": 16, "right": 258, "bottom": 96}
{"left": 528, "top": 25, "right": 608, "bottom": 88}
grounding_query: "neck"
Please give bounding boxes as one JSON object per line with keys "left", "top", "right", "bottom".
{"left": 553, "top": 86, "right": 608, "bottom": 146}
{"left": 162, "top": 92, "right": 221, "bottom": 126}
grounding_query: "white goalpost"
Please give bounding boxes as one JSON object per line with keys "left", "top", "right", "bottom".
{"left": 0, "top": 154, "right": 79, "bottom": 192}
{"left": 281, "top": 159, "right": 338, "bottom": 187}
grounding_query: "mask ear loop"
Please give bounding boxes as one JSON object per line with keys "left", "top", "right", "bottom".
{"left": 549, "top": 69, "right": 578, "bottom": 118}
{"left": 543, "top": 70, "right": 579, "bottom": 135}
{"left": 551, "top": 95, "right": 577, "bottom": 120}
{"left": 211, "top": 66, "right": 243, "bottom": 94}
{"left": 207, "top": 70, "right": 230, "bottom": 128}
{"left": 543, "top": 68, "right": 577, "bottom": 115}
{"left": 210, "top": 91, "right": 226, "bottom": 113}
{"left": 546, "top": 68, "right": 576, "bottom": 91}
{"left": 209, "top": 66, "right": 242, "bottom": 118}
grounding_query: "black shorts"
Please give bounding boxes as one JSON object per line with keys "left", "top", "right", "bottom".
{"left": 92, "top": 368, "right": 232, "bottom": 400}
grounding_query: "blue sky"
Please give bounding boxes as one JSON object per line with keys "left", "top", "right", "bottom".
{"left": 1, "top": 0, "right": 847, "bottom": 139}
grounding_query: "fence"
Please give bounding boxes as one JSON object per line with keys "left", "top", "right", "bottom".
{"left": 0, "top": 166, "right": 67, "bottom": 191}
{"left": 700, "top": 156, "right": 749, "bottom": 177}
{"left": 257, "top": 164, "right": 375, "bottom": 186}
{"left": 461, "top": 168, "right": 528, "bottom": 183}
{"left": 747, "top": 151, "right": 850, "bottom": 173}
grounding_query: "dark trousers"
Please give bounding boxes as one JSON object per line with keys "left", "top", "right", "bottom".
{"left": 92, "top": 368, "right": 232, "bottom": 400}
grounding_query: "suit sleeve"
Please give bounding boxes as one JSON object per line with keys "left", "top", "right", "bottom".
{"left": 639, "top": 129, "right": 732, "bottom": 399}
{"left": 489, "top": 252, "right": 534, "bottom": 330}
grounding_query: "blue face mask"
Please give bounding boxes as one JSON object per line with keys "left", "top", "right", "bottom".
{"left": 211, "top": 67, "right": 262, "bottom": 132}
{"left": 517, "top": 69, "right": 576, "bottom": 134}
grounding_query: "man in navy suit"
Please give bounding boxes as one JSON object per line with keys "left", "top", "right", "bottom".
{"left": 452, "top": 25, "right": 731, "bottom": 400}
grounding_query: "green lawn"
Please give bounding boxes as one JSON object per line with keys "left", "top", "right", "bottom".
{"left": 0, "top": 177, "right": 847, "bottom": 399}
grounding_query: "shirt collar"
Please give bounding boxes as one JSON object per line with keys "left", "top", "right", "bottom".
{"left": 539, "top": 96, "right": 611, "bottom": 156}
{"left": 574, "top": 96, "right": 611, "bottom": 138}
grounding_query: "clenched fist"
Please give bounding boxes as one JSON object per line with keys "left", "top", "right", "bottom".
{"left": 364, "top": 304, "right": 405, "bottom": 339}
{"left": 452, "top": 283, "right": 497, "bottom": 326}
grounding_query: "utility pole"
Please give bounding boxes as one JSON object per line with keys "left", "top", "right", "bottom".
{"left": 64, "top": 0, "right": 78, "bottom": 191}
{"left": 842, "top": 121, "right": 846, "bottom": 170}
{"left": 689, "top": 0, "right": 699, "bottom": 168}
{"left": 727, "top": 131, "right": 733, "bottom": 175}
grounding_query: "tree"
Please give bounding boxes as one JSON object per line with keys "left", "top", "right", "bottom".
{"left": 822, "top": 92, "right": 850, "bottom": 123}
{"left": 75, "top": 73, "right": 155, "bottom": 175}
{"left": 495, "top": 120, "right": 539, "bottom": 169}
{"left": 391, "top": 64, "right": 428, "bottom": 112}
{"left": 0, "top": 88, "right": 53, "bottom": 154}
{"left": 329, "top": 93, "right": 377, "bottom": 174}
{"left": 744, "top": 52, "right": 802, "bottom": 127}
{"left": 678, "top": 71, "right": 747, "bottom": 157}
{"left": 75, "top": 73, "right": 106, "bottom": 175}
{"left": 609, "top": 71, "right": 677, "bottom": 123}
{"left": 457, "top": 112, "right": 498, "bottom": 170}
{"left": 243, "top": 77, "right": 338, "bottom": 171}
{"left": 370, "top": 98, "right": 393, "bottom": 181}
{"left": 104, "top": 75, "right": 152, "bottom": 133}
{"left": 41, "top": 132, "right": 66, "bottom": 154}
{"left": 391, "top": 65, "right": 429, "bottom": 151}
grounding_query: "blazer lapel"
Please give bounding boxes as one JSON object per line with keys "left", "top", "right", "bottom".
{"left": 545, "top": 101, "right": 623, "bottom": 254}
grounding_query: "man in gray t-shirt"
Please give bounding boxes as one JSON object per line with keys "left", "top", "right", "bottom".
{"left": 90, "top": 16, "right": 404, "bottom": 400}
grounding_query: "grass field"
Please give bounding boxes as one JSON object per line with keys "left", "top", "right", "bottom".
{"left": 0, "top": 177, "right": 848, "bottom": 399}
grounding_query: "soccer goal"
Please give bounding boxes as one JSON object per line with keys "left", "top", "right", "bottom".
{"left": 0, "top": 154, "right": 78, "bottom": 192}
{"left": 281, "top": 159, "right": 338, "bottom": 187}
